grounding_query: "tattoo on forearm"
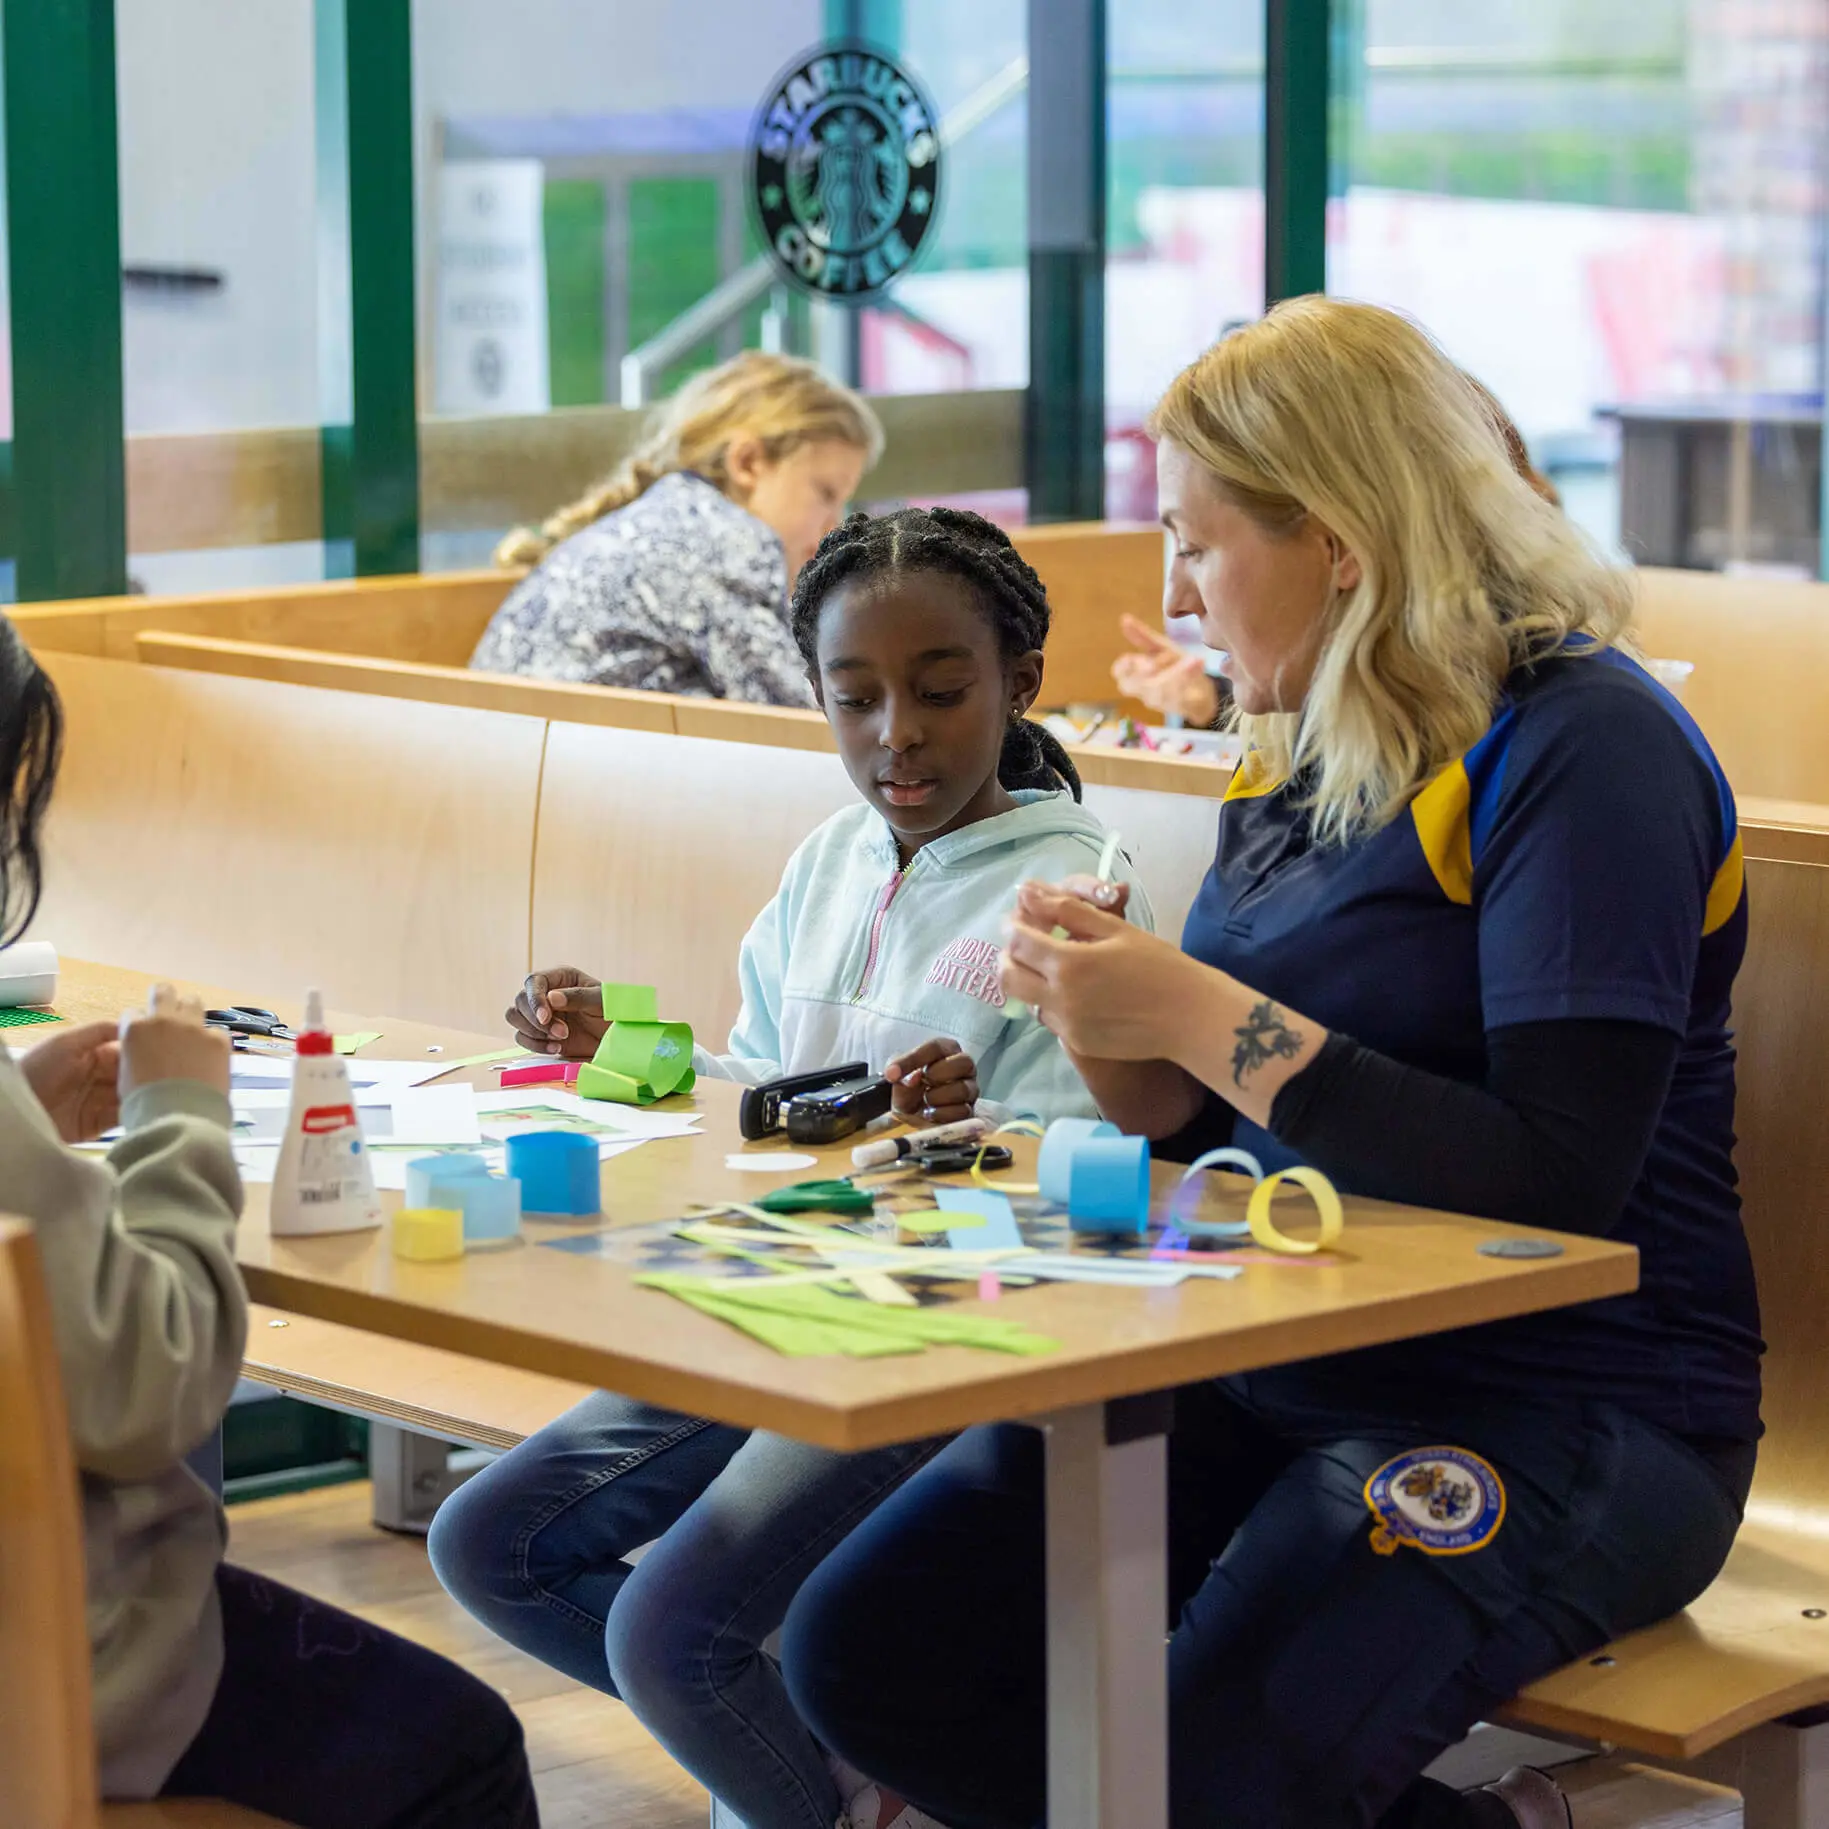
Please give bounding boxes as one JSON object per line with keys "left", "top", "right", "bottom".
{"left": 1231, "top": 999, "right": 1305, "bottom": 1087}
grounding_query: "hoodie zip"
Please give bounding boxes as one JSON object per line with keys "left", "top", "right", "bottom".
{"left": 851, "top": 862, "right": 912, "bottom": 1002}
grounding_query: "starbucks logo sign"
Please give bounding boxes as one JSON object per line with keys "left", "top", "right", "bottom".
{"left": 750, "top": 44, "right": 941, "bottom": 301}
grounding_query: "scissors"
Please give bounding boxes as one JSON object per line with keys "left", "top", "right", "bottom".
{"left": 204, "top": 1006, "right": 298, "bottom": 1042}
{"left": 753, "top": 1179, "right": 878, "bottom": 1217}
{"left": 911, "top": 1143, "right": 1014, "bottom": 1176}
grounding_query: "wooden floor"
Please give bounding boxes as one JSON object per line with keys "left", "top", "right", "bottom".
{"left": 226, "top": 1483, "right": 709, "bottom": 1829}
{"left": 227, "top": 1482, "right": 1743, "bottom": 1829}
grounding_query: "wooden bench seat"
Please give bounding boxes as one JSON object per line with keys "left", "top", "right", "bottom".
{"left": 242, "top": 1307, "right": 588, "bottom": 1454}
{"left": 1507, "top": 1518, "right": 1829, "bottom": 1761}
{"left": 1498, "top": 814, "right": 1829, "bottom": 1821}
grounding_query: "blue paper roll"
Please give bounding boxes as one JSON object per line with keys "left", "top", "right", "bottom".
{"left": 1065, "top": 1135, "right": 1152, "bottom": 1234}
{"left": 1037, "top": 1117, "right": 1119, "bottom": 1204}
{"left": 405, "top": 1151, "right": 490, "bottom": 1210}
{"left": 438, "top": 1173, "right": 523, "bottom": 1246}
{"left": 507, "top": 1131, "right": 601, "bottom": 1217}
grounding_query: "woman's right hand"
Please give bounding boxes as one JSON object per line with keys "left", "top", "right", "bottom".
{"left": 508, "top": 967, "right": 607, "bottom": 1058}
{"left": 1110, "top": 614, "right": 1221, "bottom": 725}
{"left": 118, "top": 985, "right": 231, "bottom": 1098}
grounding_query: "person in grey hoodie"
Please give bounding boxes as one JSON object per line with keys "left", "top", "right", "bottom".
{"left": 0, "top": 619, "right": 540, "bottom": 1828}
{"left": 432, "top": 508, "right": 1151, "bottom": 1829}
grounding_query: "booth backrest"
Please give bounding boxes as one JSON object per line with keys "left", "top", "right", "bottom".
{"left": 15, "top": 571, "right": 510, "bottom": 667}
{"left": 28, "top": 653, "right": 1219, "bottom": 1046}
{"left": 1632, "top": 567, "right": 1829, "bottom": 808}
{"left": 31, "top": 651, "right": 544, "bottom": 1035}
{"left": 12, "top": 521, "right": 1164, "bottom": 713}
{"left": 1733, "top": 813, "right": 1829, "bottom": 1523}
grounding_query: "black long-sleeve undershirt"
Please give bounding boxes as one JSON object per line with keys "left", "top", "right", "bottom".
{"left": 1152, "top": 1018, "right": 1680, "bottom": 1238}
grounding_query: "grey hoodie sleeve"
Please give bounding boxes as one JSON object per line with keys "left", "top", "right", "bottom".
{"left": 3, "top": 1060, "right": 247, "bottom": 1482}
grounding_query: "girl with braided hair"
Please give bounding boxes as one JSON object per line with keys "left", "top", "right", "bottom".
{"left": 431, "top": 506, "right": 1154, "bottom": 1829}
{"left": 471, "top": 352, "right": 882, "bottom": 704}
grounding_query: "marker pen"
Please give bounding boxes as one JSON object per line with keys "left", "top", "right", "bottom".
{"left": 851, "top": 1115, "right": 991, "bottom": 1170}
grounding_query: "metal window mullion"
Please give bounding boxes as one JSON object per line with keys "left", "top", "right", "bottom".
{"left": 316, "top": 0, "right": 418, "bottom": 576}
{"left": 1026, "top": 0, "right": 1107, "bottom": 523}
{"left": 1264, "top": 0, "right": 1330, "bottom": 308}
{"left": 3, "top": 0, "right": 126, "bottom": 600}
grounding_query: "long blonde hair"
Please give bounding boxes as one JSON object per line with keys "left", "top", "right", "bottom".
{"left": 1149, "top": 297, "right": 1632, "bottom": 842}
{"left": 496, "top": 351, "right": 884, "bottom": 567}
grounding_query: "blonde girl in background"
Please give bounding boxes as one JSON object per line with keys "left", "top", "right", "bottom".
{"left": 471, "top": 351, "right": 883, "bottom": 704}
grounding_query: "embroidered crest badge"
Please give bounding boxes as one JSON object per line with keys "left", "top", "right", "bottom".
{"left": 1365, "top": 1446, "right": 1506, "bottom": 1557}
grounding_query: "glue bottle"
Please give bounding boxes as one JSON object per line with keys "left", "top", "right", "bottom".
{"left": 270, "top": 989, "right": 382, "bottom": 1237}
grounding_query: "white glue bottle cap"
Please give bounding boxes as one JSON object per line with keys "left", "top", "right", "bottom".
{"left": 297, "top": 988, "right": 332, "bottom": 1054}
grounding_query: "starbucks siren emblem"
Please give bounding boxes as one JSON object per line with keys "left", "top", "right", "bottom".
{"left": 750, "top": 44, "right": 942, "bottom": 300}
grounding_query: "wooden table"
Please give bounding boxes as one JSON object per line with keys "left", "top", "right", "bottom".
{"left": 44, "top": 958, "right": 1640, "bottom": 1829}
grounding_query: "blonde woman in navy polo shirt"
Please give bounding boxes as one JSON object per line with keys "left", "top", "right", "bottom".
{"left": 780, "top": 300, "right": 1761, "bottom": 1829}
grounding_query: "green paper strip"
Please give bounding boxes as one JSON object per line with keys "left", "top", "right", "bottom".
{"left": 638, "top": 1272, "right": 1059, "bottom": 1359}
{"left": 577, "top": 1062, "right": 652, "bottom": 1105}
{"left": 601, "top": 982, "right": 659, "bottom": 1023}
{"left": 333, "top": 1030, "right": 383, "bottom": 1054}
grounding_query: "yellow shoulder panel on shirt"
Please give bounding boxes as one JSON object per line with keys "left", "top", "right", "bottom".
{"left": 1224, "top": 750, "right": 1286, "bottom": 803}
{"left": 1703, "top": 831, "right": 1745, "bottom": 936}
{"left": 1411, "top": 760, "right": 1474, "bottom": 905}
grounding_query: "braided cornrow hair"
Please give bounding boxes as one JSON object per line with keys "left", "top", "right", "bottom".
{"left": 789, "top": 505, "right": 1082, "bottom": 801}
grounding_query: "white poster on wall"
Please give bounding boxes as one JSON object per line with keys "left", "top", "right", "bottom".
{"left": 434, "top": 159, "right": 550, "bottom": 416}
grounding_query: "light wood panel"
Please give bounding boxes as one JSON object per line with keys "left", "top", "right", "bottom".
{"left": 129, "top": 630, "right": 1230, "bottom": 800}
{"left": 104, "top": 390, "right": 1026, "bottom": 556}
{"left": 243, "top": 1307, "right": 588, "bottom": 1452}
{"left": 30, "top": 654, "right": 543, "bottom": 1035}
{"left": 1015, "top": 521, "right": 1163, "bottom": 712}
{"left": 0, "top": 1219, "right": 99, "bottom": 1829}
{"left": 135, "top": 634, "right": 678, "bottom": 734}
{"left": 1634, "top": 567, "right": 1829, "bottom": 804}
{"left": 14, "top": 570, "right": 510, "bottom": 666}
{"left": 1727, "top": 855, "right": 1829, "bottom": 1517}
{"left": 529, "top": 720, "right": 858, "bottom": 1045}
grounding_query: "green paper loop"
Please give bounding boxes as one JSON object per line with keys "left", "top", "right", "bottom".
{"left": 577, "top": 999, "right": 696, "bottom": 1105}
{"left": 600, "top": 983, "right": 659, "bottom": 1023}
{"left": 600, "top": 1020, "right": 695, "bottom": 1096}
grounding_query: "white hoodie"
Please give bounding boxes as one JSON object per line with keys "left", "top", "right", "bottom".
{"left": 695, "top": 789, "right": 1155, "bottom": 1125}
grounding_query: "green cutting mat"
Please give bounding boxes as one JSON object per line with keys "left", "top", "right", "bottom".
{"left": 0, "top": 1007, "right": 60, "bottom": 1028}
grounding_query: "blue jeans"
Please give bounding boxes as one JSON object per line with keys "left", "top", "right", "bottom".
{"left": 782, "top": 1376, "right": 1754, "bottom": 1829}
{"left": 428, "top": 1391, "right": 942, "bottom": 1829}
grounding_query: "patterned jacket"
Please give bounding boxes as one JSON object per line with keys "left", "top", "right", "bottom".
{"left": 470, "top": 471, "right": 814, "bottom": 706}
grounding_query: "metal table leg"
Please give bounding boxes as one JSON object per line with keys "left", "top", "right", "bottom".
{"left": 1044, "top": 1394, "right": 1171, "bottom": 1829}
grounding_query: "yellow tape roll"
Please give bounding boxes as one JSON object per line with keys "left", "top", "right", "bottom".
{"left": 1245, "top": 1167, "right": 1345, "bottom": 1256}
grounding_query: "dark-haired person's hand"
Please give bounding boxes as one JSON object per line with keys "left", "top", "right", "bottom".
{"left": 508, "top": 967, "right": 607, "bottom": 1059}
{"left": 22, "top": 1020, "right": 122, "bottom": 1142}
{"left": 1111, "top": 614, "right": 1221, "bottom": 725}
{"left": 886, "top": 1037, "right": 981, "bottom": 1125}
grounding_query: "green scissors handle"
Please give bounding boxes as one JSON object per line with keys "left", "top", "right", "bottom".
{"left": 754, "top": 1178, "right": 877, "bottom": 1216}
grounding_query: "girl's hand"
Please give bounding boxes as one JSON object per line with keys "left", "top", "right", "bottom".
{"left": 509, "top": 967, "right": 606, "bottom": 1059}
{"left": 118, "top": 987, "right": 231, "bottom": 1099}
{"left": 1111, "top": 614, "right": 1221, "bottom": 725}
{"left": 1000, "top": 884, "right": 1197, "bottom": 1062}
{"left": 885, "top": 1038, "right": 981, "bottom": 1125}
{"left": 23, "top": 1020, "right": 122, "bottom": 1142}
